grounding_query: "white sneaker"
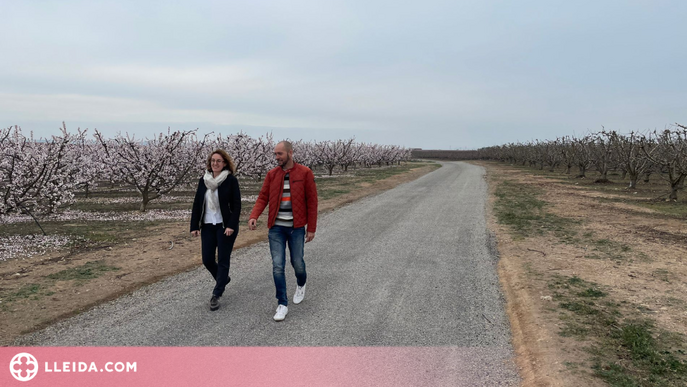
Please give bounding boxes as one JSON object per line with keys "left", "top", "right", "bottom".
{"left": 273, "top": 304, "right": 288, "bottom": 321}
{"left": 293, "top": 284, "right": 306, "bottom": 304}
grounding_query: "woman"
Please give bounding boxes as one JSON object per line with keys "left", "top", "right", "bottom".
{"left": 190, "top": 149, "right": 241, "bottom": 311}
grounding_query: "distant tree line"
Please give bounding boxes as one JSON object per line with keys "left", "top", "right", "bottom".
{"left": 476, "top": 124, "right": 687, "bottom": 200}
{"left": 411, "top": 149, "right": 480, "bottom": 160}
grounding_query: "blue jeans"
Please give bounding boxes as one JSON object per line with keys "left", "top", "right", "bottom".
{"left": 268, "top": 225, "right": 307, "bottom": 306}
{"left": 201, "top": 224, "right": 238, "bottom": 298}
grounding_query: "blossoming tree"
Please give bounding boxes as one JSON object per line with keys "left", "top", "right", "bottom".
{"left": 95, "top": 128, "right": 208, "bottom": 211}
{"left": 0, "top": 123, "right": 87, "bottom": 232}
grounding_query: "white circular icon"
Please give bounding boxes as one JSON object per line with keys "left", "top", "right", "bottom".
{"left": 10, "top": 353, "right": 38, "bottom": 382}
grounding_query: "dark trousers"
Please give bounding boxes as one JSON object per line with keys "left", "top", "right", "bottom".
{"left": 201, "top": 224, "right": 238, "bottom": 297}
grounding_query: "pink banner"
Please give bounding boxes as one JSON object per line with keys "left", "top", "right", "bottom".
{"left": 1, "top": 347, "right": 514, "bottom": 386}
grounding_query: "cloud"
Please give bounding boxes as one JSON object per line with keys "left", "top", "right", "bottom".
{"left": 0, "top": 92, "right": 376, "bottom": 130}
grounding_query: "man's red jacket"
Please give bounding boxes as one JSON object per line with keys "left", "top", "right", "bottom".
{"left": 250, "top": 163, "right": 318, "bottom": 233}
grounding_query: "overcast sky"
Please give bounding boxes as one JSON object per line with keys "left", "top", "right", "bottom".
{"left": 2, "top": 0, "right": 686, "bottom": 149}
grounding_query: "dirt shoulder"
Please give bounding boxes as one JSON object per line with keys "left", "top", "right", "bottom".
{"left": 1, "top": 164, "right": 436, "bottom": 346}
{"left": 478, "top": 161, "right": 687, "bottom": 386}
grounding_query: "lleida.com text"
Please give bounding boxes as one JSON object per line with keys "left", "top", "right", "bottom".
{"left": 44, "top": 361, "right": 137, "bottom": 373}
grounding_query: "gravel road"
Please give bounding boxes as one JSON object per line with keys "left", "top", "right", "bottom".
{"left": 18, "top": 161, "right": 519, "bottom": 385}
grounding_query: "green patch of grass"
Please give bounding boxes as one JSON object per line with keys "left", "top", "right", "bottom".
{"left": 548, "top": 274, "right": 687, "bottom": 386}
{"left": 317, "top": 188, "right": 352, "bottom": 201}
{"left": 314, "top": 161, "right": 437, "bottom": 201}
{"left": 85, "top": 231, "right": 120, "bottom": 244}
{"left": 1, "top": 282, "right": 59, "bottom": 305}
{"left": 593, "top": 362, "right": 639, "bottom": 387}
{"left": 578, "top": 287, "right": 607, "bottom": 298}
{"left": 356, "top": 161, "right": 439, "bottom": 183}
{"left": 493, "top": 161, "right": 687, "bottom": 219}
{"left": 636, "top": 305, "right": 654, "bottom": 314}
{"left": 563, "top": 361, "right": 582, "bottom": 370}
{"left": 47, "top": 261, "right": 120, "bottom": 281}
{"left": 653, "top": 269, "right": 671, "bottom": 282}
{"left": 664, "top": 297, "right": 686, "bottom": 307}
{"left": 594, "top": 321, "right": 687, "bottom": 386}
{"left": 584, "top": 238, "right": 637, "bottom": 262}
{"left": 5, "top": 284, "right": 43, "bottom": 302}
{"left": 635, "top": 201, "right": 687, "bottom": 218}
{"left": 0, "top": 220, "right": 154, "bottom": 247}
{"left": 493, "top": 180, "right": 579, "bottom": 240}
{"left": 560, "top": 320, "right": 590, "bottom": 338}
{"left": 560, "top": 300, "right": 600, "bottom": 315}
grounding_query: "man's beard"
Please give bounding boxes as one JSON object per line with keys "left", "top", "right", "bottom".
{"left": 280, "top": 155, "right": 291, "bottom": 167}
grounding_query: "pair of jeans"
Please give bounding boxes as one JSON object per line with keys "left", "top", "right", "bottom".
{"left": 201, "top": 223, "right": 238, "bottom": 298}
{"left": 268, "top": 225, "right": 307, "bottom": 306}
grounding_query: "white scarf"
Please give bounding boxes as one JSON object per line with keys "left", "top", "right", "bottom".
{"left": 203, "top": 170, "right": 229, "bottom": 213}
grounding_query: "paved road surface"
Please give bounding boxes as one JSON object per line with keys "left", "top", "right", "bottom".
{"left": 18, "top": 162, "right": 519, "bottom": 386}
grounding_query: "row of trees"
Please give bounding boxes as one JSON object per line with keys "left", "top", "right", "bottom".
{"left": 215, "top": 134, "right": 410, "bottom": 177}
{"left": 1, "top": 124, "right": 412, "bottom": 219}
{"left": 477, "top": 124, "right": 687, "bottom": 200}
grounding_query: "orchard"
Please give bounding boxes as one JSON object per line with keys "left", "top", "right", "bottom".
{"left": 0, "top": 123, "right": 412, "bottom": 260}
{"left": 477, "top": 124, "right": 687, "bottom": 201}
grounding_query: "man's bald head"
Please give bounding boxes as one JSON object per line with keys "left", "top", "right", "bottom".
{"left": 277, "top": 141, "right": 293, "bottom": 152}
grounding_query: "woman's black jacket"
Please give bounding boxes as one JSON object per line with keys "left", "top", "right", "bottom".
{"left": 190, "top": 174, "right": 241, "bottom": 232}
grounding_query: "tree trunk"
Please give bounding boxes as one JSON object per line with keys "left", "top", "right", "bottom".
{"left": 140, "top": 190, "right": 149, "bottom": 212}
{"left": 595, "top": 170, "right": 609, "bottom": 183}
{"left": 19, "top": 204, "right": 46, "bottom": 236}
{"left": 577, "top": 165, "right": 586, "bottom": 178}
{"left": 669, "top": 186, "right": 679, "bottom": 201}
{"left": 669, "top": 175, "right": 685, "bottom": 201}
{"left": 627, "top": 172, "right": 639, "bottom": 189}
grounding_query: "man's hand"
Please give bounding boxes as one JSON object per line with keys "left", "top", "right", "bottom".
{"left": 248, "top": 218, "right": 257, "bottom": 230}
{"left": 305, "top": 232, "right": 315, "bottom": 243}
{"left": 224, "top": 228, "right": 234, "bottom": 236}
{"left": 191, "top": 230, "right": 199, "bottom": 237}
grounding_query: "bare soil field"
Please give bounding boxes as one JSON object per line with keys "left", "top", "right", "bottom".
{"left": 0, "top": 163, "right": 437, "bottom": 346}
{"left": 479, "top": 161, "right": 687, "bottom": 387}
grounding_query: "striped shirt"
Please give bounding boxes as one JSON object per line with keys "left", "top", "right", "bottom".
{"left": 274, "top": 173, "right": 294, "bottom": 227}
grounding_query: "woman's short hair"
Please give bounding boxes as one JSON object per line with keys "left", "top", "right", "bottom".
{"left": 206, "top": 149, "right": 236, "bottom": 175}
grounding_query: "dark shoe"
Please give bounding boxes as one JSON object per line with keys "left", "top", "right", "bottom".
{"left": 210, "top": 295, "right": 220, "bottom": 311}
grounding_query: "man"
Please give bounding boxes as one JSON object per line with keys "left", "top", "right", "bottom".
{"left": 248, "top": 141, "right": 318, "bottom": 321}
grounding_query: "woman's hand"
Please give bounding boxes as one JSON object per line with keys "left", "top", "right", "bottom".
{"left": 224, "top": 228, "right": 234, "bottom": 236}
{"left": 191, "top": 230, "right": 200, "bottom": 237}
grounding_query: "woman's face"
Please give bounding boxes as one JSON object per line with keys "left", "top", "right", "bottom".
{"left": 210, "top": 153, "right": 226, "bottom": 175}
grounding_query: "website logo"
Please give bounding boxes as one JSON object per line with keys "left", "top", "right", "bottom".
{"left": 10, "top": 352, "right": 38, "bottom": 382}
